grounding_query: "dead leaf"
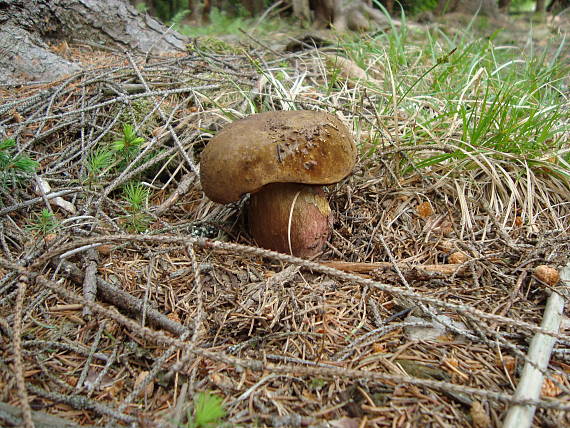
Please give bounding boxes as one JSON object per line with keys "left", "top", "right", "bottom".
{"left": 470, "top": 401, "right": 491, "bottom": 428}
{"left": 11, "top": 109, "right": 23, "bottom": 123}
{"left": 534, "top": 265, "right": 560, "bottom": 286}
{"left": 372, "top": 343, "right": 386, "bottom": 353}
{"left": 541, "top": 374, "right": 564, "bottom": 398}
{"left": 448, "top": 251, "right": 469, "bottom": 264}
{"left": 84, "top": 366, "right": 116, "bottom": 391}
{"left": 495, "top": 355, "right": 517, "bottom": 376}
{"left": 96, "top": 244, "right": 113, "bottom": 256}
{"left": 134, "top": 371, "right": 154, "bottom": 397}
{"left": 43, "top": 233, "right": 58, "bottom": 245}
{"left": 34, "top": 177, "right": 77, "bottom": 214}
{"left": 167, "top": 311, "right": 181, "bottom": 324}
{"left": 416, "top": 201, "right": 434, "bottom": 218}
{"left": 210, "top": 372, "right": 236, "bottom": 391}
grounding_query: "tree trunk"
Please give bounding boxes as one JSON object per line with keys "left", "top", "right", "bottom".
{"left": 0, "top": 0, "right": 187, "bottom": 85}
{"left": 447, "top": 0, "right": 499, "bottom": 16}
{"left": 187, "top": 0, "right": 199, "bottom": 22}
{"left": 498, "top": 0, "right": 511, "bottom": 12}
{"left": 536, "top": 0, "right": 546, "bottom": 12}
{"left": 202, "top": 0, "right": 212, "bottom": 23}
{"left": 241, "top": 0, "right": 264, "bottom": 16}
{"left": 310, "top": 0, "right": 335, "bottom": 27}
{"left": 310, "top": 0, "right": 391, "bottom": 31}
{"left": 547, "top": 0, "right": 570, "bottom": 13}
{"left": 292, "top": 0, "right": 312, "bottom": 22}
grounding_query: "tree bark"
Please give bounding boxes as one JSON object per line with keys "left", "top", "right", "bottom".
{"left": 310, "top": 0, "right": 391, "bottom": 31}
{"left": 0, "top": 0, "right": 187, "bottom": 85}
{"left": 292, "top": 0, "right": 312, "bottom": 22}
{"left": 446, "top": 0, "right": 499, "bottom": 16}
{"left": 547, "top": 0, "right": 570, "bottom": 13}
{"left": 498, "top": 0, "right": 511, "bottom": 12}
{"left": 202, "top": 0, "right": 212, "bottom": 23}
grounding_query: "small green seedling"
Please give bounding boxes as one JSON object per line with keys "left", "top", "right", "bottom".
{"left": 28, "top": 209, "right": 59, "bottom": 236}
{"left": 85, "top": 147, "right": 114, "bottom": 179}
{"left": 185, "top": 391, "right": 226, "bottom": 428}
{"left": 0, "top": 138, "right": 38, "bottom": 188}
{"left": 309, "top": 377, "right": 327, "bottom": 391}
{"left": 123, "top": 182, "right": 149, "bottom": 211}
{"left": 84, "top": 121, "right": 152, "bottom": 182}
{"left": 113, "top": 124, "right": 145, "bottom": 159}
{"left": 122, "top": 182, "right": 152, "bottom": 232}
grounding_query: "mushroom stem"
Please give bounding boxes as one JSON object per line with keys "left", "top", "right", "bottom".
{"left": 247, "top": 183, "right": 333, "bottom": 258}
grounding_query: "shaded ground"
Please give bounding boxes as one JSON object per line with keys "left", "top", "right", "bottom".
{"left": 0, "top": 13, "right": 569, "bottom": 428}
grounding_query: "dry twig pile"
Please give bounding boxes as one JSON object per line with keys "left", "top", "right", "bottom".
{"left": 1, "top": 36, "right": 569, "bottom": 427}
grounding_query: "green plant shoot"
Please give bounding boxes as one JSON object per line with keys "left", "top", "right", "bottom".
{"left": 113, "top": 124, "right": 145, "bottom": 158}
{"left": 0, "top": 138, "right": 38, "bottom": 187}
{"left": 186, "top": 391, "right": 226, "bottom": 428}
{"left": 28, "top": 209, "right": 59, "bottom": 236}
{"left": 123, "top": 182, "right": 149, "bottom": 212}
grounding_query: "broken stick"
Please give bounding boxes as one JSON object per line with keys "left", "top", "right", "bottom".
{"left": 502, "top": 264, "right": 567, "bottom": 428}
{"left": 321, "top": 261, "right": 469, "bottom": 278}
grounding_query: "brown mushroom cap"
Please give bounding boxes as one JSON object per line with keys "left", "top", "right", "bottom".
{"left": 199, "top": 110, "right": 357, "bottom": 203}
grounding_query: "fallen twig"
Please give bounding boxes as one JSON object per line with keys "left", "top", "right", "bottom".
{"left": 27, "top": 384, "right": 136, "bottom": 424}
{"left": 82, "top": 248, "right": 98, "bottom": 317}
{"left": 12, "top": 275, "right": 33, "bottom": 428}
{"left": 0, "top": 401, "right": 92, "bottom": 428}
{"left": 0, "top": 188, "right": 81, "bottom": 216}
{"left": 56, "top": 258, "right": 189, "bottom": 336}
{"left": 29, "top": 270, "right": 570, "bottom": 412}
{"left": 321, "top": 260, "right": 469, "bottom": 277}
{"left": 26, "top": 234, "right": 570, "bottom": 341}
{"left": 154, "top": 172, "right": 195, "bottom": 216}
{"left": 503, "top": 264, "right": 567, "bottom": 428}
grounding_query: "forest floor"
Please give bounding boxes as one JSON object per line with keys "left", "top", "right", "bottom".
{"left": 0, "top": 10, "right": 570, "bottom": 428}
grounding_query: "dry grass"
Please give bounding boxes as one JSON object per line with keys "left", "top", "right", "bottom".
{"left": 1, "top": 17, "right": 570, "bottom": 428}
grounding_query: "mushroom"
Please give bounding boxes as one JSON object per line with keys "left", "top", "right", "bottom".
{"left": 199, "top": 110, "right": 357, "bottom": 257}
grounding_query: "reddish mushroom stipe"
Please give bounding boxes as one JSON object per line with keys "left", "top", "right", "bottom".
{"left": 248, "top": 183, "right": 333, "bottom": 258}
